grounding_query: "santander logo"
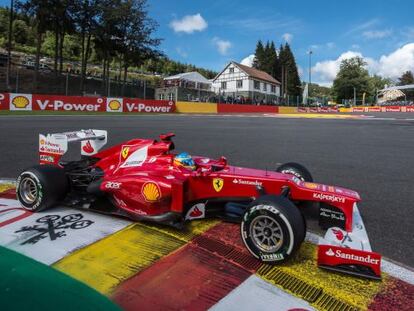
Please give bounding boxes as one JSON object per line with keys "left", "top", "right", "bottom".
{"left": 190, "top": 207, "right": 202, "bottom": 217}
{"left": 326, "top": 248, "right": 380, "bottom": 265}
{"left": 82, "top": 141, "right": 95, "bottom": 154}
{"left": 185, "top": 204, "right": 205, "bottom": 220}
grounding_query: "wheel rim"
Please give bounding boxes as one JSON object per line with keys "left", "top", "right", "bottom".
{"left": 19, "top": 177, "right": 38, "bottom": 205}
{"left": 250, "top": 215, "right": 284, "bottom": 253}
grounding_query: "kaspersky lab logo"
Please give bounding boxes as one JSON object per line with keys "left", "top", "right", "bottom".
{"left": 10, "top": 94, "right": 32, "bottom": 111}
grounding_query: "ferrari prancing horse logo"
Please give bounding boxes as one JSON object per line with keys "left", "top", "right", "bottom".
{"left": 213, "top": 178, "right": 224, "bottom": 192}
{"left": 121, "top": 146, "right": 130, "bottom": 159}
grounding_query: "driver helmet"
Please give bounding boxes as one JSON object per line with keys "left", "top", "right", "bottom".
{"left": 174, "top": 152, "right": 196, "bottom": 170}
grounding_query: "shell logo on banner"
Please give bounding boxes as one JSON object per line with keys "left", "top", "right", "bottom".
{"left": 10, "top": 93, "right": 32, "bottom": 111}
{"left": 106, "top": 98, "right": 123, "bottom": 112}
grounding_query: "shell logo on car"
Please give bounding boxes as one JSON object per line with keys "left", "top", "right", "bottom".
{"left": 141, "top": 182, "right": 161, "bottom": 202}
{"left": 106, "top": 98, "right": 123, "bottom": 112}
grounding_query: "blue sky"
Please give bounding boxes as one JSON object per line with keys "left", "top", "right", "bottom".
{"left": 2, "top": 0, "right": 414, "bottom": 85}
{"left": 147, "top": 0, "right": 414, "bottom": 85}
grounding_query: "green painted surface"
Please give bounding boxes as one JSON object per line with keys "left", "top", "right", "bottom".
{"left": 0, "top": 246, "right": 120, "bottom": 311}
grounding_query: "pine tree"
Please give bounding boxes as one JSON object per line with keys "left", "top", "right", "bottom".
{"left": 279, "top": 43, "right": 301, "bottom": 97}
{"left": 253, "top": 40, "right": 264, "bottom": 69}
{"left": 269, "top": 41, "right": 279, "bottom": 80}
{"left": 398, "top": 71, "right": 414, "bottom": 86}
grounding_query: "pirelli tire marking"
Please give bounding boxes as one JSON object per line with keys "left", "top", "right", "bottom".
{"left": 241, "top": 204, "right": 295, "bottom": 263}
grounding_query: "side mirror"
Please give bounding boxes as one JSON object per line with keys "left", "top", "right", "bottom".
{"left": 219, "top": 156, "right": 227, "bottom": 167}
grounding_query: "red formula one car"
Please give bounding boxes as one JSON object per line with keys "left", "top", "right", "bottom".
{"left": 16, "top": 130, "right": 382, "bottom": 279}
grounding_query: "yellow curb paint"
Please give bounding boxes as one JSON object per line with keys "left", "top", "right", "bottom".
{"left": 278, "top": 107, "right": 298, "bottom": 114}
{"left": 140, "top": 219, "right": 220, "bottom": 243}
{"left": 176, "top": 101, "right": 217, "bottom": 114}
{"left": 0, "top": 183, "right": 14, "bottom": 193}
{"left": 256, "top": 242, "right": 387, "bottom": 311}
{"left": 276, "top": 113, "right": 359, "bottom": 119}
{"left": 53, "top": 220, "right": 219, "bottom": 294}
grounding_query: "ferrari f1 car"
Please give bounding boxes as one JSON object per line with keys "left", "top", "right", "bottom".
{"left": 16, "top": 129, "right": 382, "bottom": 279}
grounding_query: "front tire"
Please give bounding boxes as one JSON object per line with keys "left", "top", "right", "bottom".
{"left": 16, "top": 165, "right": 68, "bottom": 212}
{"left": 276, "top": 162, "right": 313, "bottom": 182}
{"left": 241, "top": 195, "right": 305, "bottom": 263}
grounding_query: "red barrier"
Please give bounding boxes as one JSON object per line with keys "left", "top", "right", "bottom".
{"left": 33, "top": 94, "right": 105, "bottom": 112}
{"left": 123, "top": 98, "right": 175, "bottom": 113}
{"left": 1, "top": 93, "right": 175, "bottom": 113}
{"left": 217, "top": 104, "right": 278, "bottom": 113}
{"left": 351, "top": 106, "right": 414, "bottom": 113}
{"left": 298, "top": 107, "right": 339, "bottom": 113}
{"left": 0, "top": 93, "right": 10, "bottom": 110}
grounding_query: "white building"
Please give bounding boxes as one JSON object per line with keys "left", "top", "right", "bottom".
{"left": 155, "top": 71, "right": 215, "bottom": 102}
{"left": 212, "top": 61, "right": 281, "bottom": 104}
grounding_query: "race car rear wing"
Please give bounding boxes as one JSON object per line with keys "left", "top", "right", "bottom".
{"left": 39, "top": 129, "right": 107, "bottom": 165}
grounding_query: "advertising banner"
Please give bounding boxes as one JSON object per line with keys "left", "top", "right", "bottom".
{"left": 32, "top": 94, "right": 106, "bottom": 112}
{"left": 0, "top": 93, "right": 10, "bottom": 110}
{"left": 0, "top": 93, "right": 175, "bottom": 114}
{"left": 123, "top": 98, "right": 176, "bottom": 113}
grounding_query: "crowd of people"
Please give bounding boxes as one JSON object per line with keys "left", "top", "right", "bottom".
{"left": 378, "top": 100, "right": 414, "bottom": 106}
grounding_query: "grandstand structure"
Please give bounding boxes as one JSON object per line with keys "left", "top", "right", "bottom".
{"left": 378, "top": 84, "right": 414, "bottom": 106}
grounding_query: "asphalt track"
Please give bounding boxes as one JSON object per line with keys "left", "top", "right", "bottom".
{"left": 0, "top": 113, "right": 413, "bottom": 268}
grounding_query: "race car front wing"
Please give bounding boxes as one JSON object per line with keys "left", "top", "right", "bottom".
{"left": 317, "top": 203, "right": 381, "bottom": 279}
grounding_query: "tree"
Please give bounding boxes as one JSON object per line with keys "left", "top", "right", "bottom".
{"left": 397, "top": 71, "right": 414, "bottom": 86}
{"left": 252, "top": 40, "right": 264, "bottom": 69}
{"left": 13, "top": 19, "right": 29, "bottom": 44}
{"left": 279, "top": 43, "right": 301, "bottom": 97}
{"left": 19, "top": 0, "right": 54, "bottom": 90}
{"left": 332, "top": 57, "right": 371, "bottom": 103}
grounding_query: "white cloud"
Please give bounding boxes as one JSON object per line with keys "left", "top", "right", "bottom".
{"left": 362, "top": 29, "right": 392, "bottom": 39}
{"left": 213, "top": 37, "right": 232, "bottom": 55}
{"left": 170, "top": 13, "right": 207, "bottom": 34}
{"left": 176, "top": 47, "right": 188, "bottom": 58}
{"left": 377, "top": 43, "right": 414, "bottom": 77}
{"left": 311, "top": 43, "right": 414, "bottom": 85}
{"left": 344, "top": 18, "right": 379, "bottom": 36}
{"left": 241, "top": 54, "right": 255, "bottom": 67}
{"left": 282, "top": 33, "right": 293, "bottom": 43}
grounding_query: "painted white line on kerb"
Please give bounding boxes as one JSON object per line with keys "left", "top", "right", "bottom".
{"left": 306, "top": 232, "right": 414, "bottom": 285}
{"left": 210, "top": 275, "right": 315, "bottom": 311}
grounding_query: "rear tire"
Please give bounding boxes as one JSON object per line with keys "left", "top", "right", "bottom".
{"left": 276, "top": 162, "right": 313, "bottom": 182}
{"left": 241, "top": 195, "right": 305, "bottom": 264}
{"left": 16, "top": 165, "right": 68, "bottom": 212}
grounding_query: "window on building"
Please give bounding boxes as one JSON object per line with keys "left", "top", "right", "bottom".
{"left": 271, "top": 85, "right": 276, "bottom": 93}
{"left": 159, "top": 94, "right": 164, "bottom": 100}
{"left": 236, "top": 80, "right": 243, "bottom": 88}
{"left": 168, "top": 93, "right": 174, "bottom": 101}
{"left": 254, "top": 80, "right": 260, "bottom": 90}
{"left": 221, "top": 81, "right": 227, "bottom": 89}
{"left": 229, "top": 67, "right": 234, "bottom": 74}
{"left": 263, "top": 83, "right": 267, "bottom": 91}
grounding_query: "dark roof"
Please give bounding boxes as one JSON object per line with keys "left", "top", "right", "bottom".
{"left": 233, "top": 62, "right": 281, "bottom": 84}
